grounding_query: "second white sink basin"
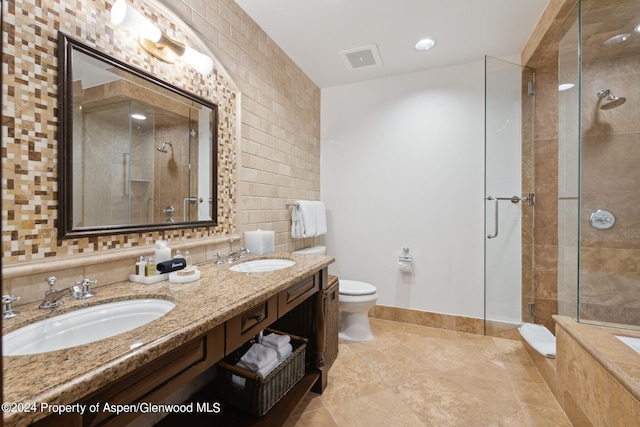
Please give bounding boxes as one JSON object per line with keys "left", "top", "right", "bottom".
{"left": 3, "top": 299, "right": 175, "bottom": 356}
{"left": 229, "top": 259, "right": 295, "bottom": 273}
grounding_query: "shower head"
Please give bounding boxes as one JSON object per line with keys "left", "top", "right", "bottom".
{"left": 597, "top": 89, "right": 626, "bottom": 110}
{"left": 157, "top": 141, "right": 173, "bottom": 153}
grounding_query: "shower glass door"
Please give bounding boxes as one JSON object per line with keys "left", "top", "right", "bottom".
{"left": 484, "top": 56, "right": 535, "bottom": 337}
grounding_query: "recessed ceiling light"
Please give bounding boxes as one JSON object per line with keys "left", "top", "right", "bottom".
{"left": 604, "top": 33, "right": 631, "bottom": 46}
{"left": 558, "top": 83, "right": 575, "bottom": 91}
{"left": 415, "top": 38, "right": 436, "bottom": 51}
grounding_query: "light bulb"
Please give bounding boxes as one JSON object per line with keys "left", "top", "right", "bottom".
{"left": 415, "top": 38, "right": 436, "bottom": 51}
{"left": 182, "top": 46, "right": 214, "bottom": 75}
{"left": 111, "top": 0, "right": 161, "bottom": 42}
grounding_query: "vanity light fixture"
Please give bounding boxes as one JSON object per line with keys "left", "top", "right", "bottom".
{"left": 110, "top": 0, "right": 214, "bottom": 75}
{"left": 415, "top": 38, "right": 436, "bottom": 51}
{"left": 635, "top": 23, "right": 640, "bottom": 33}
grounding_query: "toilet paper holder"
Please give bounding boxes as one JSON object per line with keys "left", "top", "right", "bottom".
{"left": 399, "top": 247, "right": 413, "bottom": 262}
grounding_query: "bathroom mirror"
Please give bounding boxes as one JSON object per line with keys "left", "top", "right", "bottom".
{"left": 58, "top": 33, "right": 218, "bottom": 239}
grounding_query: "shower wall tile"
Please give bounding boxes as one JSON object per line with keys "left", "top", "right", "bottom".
{"left": 534, "top": 245, "right": 559, "bottom": 300}
{"left": 533, "top": 67, "right": 560, "bottom": 141}
{"left": 534, "top": 138, "right": 559, "bottom": 195}
{"left": 533, "top": 192, "right": 559, "bottom": 247}
{"left": 533, "top": 297, "right": 558, "bottom": 334}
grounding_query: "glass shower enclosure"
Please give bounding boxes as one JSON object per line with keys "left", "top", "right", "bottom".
{"left": 558, "top": 0, "right": 640, "bottom": 330}
{"left": 484, "top": 56, "right": 536, "bottom": 337}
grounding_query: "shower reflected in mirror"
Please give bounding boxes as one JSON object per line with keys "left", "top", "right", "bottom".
{"left": 157, "top": 141, "right": 174, "bottom": 153}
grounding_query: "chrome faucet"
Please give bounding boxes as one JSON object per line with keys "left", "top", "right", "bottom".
{"left": 39, "top": 276, "right": 71, "bottom": 309}
{"left": 72, "top": 279, "right": 97, "bottom": 299}
{"left": 227, "top": 238, "right": 237, "bottom": 262}
{"left": 225, "top": 238, "right": 250, "bottom": 263}
{"left": 216, "top": 239, "right": 251, "bottom": 265}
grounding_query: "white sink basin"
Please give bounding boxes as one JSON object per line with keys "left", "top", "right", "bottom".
{"left": 229, "top": 259, "right": 295, "bottom": 273}
{"left": 616, "top": 335, "right": 640, "bottom": 355}
{"left": 3, "top": 299, "right": 175, "bottom": 356}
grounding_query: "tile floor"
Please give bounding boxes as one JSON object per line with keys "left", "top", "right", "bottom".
{"left": 284, "top": 318, "right": 573, "bottom": 427}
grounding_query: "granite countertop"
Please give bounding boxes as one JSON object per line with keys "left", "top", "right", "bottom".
{"left": 554, "top": 315, "right": 640, "bottom": 402}
{"left": 2, "top": 253, "right": 334, "bottom": 427}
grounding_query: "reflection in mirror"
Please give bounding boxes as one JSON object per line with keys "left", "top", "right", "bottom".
{"left": 59, "top": 33, "right": 218, "bottom": 238}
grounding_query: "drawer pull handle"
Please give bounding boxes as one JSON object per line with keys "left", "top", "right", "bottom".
{"left": 249, "top": 314, "right": 265, "bottom": 322}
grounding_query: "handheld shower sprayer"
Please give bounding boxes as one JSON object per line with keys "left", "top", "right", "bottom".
{"left": 157, "top": 141, "right": 173, "bottom": 153}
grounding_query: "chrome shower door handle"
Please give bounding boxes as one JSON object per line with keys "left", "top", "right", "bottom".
{"left": 487, "top": 196, "right": 499, "bottom": 239}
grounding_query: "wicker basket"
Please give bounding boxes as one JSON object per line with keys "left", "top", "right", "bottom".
{"left": 217, "top": 331, "right": 306, "bottom": 416}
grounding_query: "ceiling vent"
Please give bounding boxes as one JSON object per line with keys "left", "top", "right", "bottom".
{"left": 339, "top": 44, "right": 383, "bottom": 71}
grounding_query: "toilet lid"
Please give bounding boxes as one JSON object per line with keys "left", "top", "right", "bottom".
{"left": 339, "top": 280, "right": 376, "bottom": 296}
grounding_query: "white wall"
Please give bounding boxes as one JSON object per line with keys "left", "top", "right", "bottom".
{"left": 321, "top": 61, "right": 485, "bottom": 318}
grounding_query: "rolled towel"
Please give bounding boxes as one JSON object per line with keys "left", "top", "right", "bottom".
{"left": 231, "top": 374, "right": 246, "bottom": 388}
{"left": 262, "top": 333, "right": 291, "bottom": 349}
{"left": 237, "top": 343, "right": 277, "bottom": 371}
{"left": 156, "top": 257, "right": 186, "bottom": 273}
{"left": 276, "top": 343, "right": 293, "bottom": 362}
{"left": 256, "top": 356, "right": 279, "bottom": 378}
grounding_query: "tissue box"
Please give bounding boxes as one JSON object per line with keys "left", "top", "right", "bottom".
{"left": 244, "top": 230, "right": 275, "bottom": 255}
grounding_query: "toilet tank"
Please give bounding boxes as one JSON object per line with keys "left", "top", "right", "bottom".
{"left": 292, "top": 246, "right": 326, "bottom": 255}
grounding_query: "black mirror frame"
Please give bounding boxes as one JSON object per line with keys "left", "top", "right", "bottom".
{"left": 57, "top": 32, "right": 219, "bottom": 239}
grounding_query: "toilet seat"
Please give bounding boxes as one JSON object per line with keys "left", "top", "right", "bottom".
{"left": 339, "top": 280, "right": 376, "bottom": 296}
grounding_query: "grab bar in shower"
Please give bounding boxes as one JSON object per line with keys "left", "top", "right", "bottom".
{"left": 486, "top": 195, "right": 533, "bottom": 239}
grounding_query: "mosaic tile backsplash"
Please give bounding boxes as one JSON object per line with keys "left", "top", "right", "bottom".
{"left": 2, "top": 0, "right": 237, "bottom": 263}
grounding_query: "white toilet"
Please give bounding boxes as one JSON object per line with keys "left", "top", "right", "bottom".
{"left": 293, "top": 246, "right": 377, "bottom": 342}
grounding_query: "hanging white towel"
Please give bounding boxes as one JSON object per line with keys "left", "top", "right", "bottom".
{"left": 291, "top": 200, "right": 327, "bottom": 238}
{"left": 314, "top": 201, "right": 327, "bottom": 236}
{"left": 291, "top": 200, "right": 317, "bottom": 238}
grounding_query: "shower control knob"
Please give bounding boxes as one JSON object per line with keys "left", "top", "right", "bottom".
{"left": 589, "top": 209, "right": 615, "bottom": 230}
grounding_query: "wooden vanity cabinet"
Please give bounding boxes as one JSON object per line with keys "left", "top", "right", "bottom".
{"left": 31, "top": 268, "right": 333, "bottom": 427}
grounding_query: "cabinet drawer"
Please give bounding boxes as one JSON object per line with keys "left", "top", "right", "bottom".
{"left": 225, "top": 295, "right": 277, "bottom": 354}
{"left": 278, "top": 273, "right": 319, "bottom": 317}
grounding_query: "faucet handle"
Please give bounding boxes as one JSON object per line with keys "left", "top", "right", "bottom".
{"left": 240, "top": 247, "right": 250, "bottom": 259}
{"left": 2, "top": 295, "right": 21, "bottom": 319}
{"left": 45, "top": 276, "right": 57, "bottom": 295}
{"left": 82, "top": 279, "right": 97, "bottom": 296}
{"left": 216, "top": 252, "right": 223, "bottom": 265}
{"left": 73, "top": 279, "right": 97, "bottom": 299}
{"left": 2, "top": 295, "right": 20, "bottom": 304}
